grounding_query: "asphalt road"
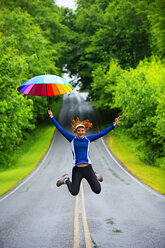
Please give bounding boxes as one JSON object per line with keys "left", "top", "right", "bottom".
{"left": 0, "top": 89, "right": 165, "bottom": 248}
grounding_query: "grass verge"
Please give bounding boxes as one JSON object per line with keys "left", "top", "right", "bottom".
{"left": 107, "top": 134, "right": 165, "bottom": 195}
{"left": 0, "top": 99, "right": 61, "bottom": 196}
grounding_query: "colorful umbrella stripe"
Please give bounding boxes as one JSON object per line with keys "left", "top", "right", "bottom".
{"left": 17, "top": 75, "right": 73, "bottom": 96}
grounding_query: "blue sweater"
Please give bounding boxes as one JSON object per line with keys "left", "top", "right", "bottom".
{"left": 51, "top": 117, "right": 115, "bottom": 166}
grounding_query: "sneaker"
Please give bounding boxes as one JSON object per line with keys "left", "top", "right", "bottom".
{"left": 95, "top": 172, "right": 103, "bottom": 182}
{"left": 56, "top": 174, "right": 69, "bottom": 187}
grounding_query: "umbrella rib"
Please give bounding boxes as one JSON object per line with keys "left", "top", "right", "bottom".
{"left": 46, "top": 84, "right": 48, "bottom": 97}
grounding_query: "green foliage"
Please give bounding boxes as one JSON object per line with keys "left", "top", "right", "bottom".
{"left": 0, "top": 30, "right": 34, "bottom": 166}
{"left": 65, "top": 0, "right": 164, "bottom": 90}
{"left": 91, "top": 57, "right": 165, "bottom": 167}
{"left": 90, "top": 0, "right": 151, "bottom": 68}
{"left": 92, "top": 57, "right": 165, "bottom": 167}
{"left": 0, "top": 94, "right": 34, "bottom": 166}
{"left": 64, "top": 0, "right": 107, "bottom": 88}
{"left": 147, "top": 0, "right": 165, "bottom": 58}
{"left": 1, "top": 7, "right": 59, "bottom": 74}
{"left": 91, "top": 60, "right": 123, "bottom": 109}
{"left": 0, "top": 1, "right": 64, "bottom": 167}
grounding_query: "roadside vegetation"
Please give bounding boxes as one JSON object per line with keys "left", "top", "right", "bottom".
{"left": 107, "top": 133, "right": 165, "bottom": 195}
{"left": 0, "top": 100, "right": 61, "bottom": 196}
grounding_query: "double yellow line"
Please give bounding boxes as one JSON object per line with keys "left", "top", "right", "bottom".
{"left": 73, "top": 183, "right": 92, "bottom": 248}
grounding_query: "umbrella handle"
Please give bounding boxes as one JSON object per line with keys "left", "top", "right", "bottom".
{"left": 46, "top": 85, "right": 50, "bottom": 110}
{"left": 47, "top": 95, "right": 50, "bottom": 110}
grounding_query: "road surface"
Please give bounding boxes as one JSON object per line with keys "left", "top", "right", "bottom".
{"left": 0, "top": 89, "right": 165, "bottom": 248}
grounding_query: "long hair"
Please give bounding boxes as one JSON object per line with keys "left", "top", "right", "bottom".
{"left": 72, "top": 117, "right": 93, "bottom": 133}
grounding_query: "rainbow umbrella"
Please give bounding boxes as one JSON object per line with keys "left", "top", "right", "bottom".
{"left": 17, "top": 74, "right": 73, "bottom": 107}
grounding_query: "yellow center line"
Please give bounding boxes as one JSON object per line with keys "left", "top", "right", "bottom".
{"left": 73, "top": 195, "right": 79, "bottom": 248}
{"left": 73, "top": 183, "right": 92, "bottom": 248}
{"left": 80, "top": 183, "right": 92, "bottom": 248}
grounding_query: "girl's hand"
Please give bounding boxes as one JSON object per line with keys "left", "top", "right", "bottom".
{"left": 48, "top": 109, "right": 53, "bottom": 118}
{"left": 114, "top": 116, "right": 122, "bottom": 127}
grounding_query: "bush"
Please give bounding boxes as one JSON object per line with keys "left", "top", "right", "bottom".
{"left": 91, "top": 57, "right": 165, "bottom": 167}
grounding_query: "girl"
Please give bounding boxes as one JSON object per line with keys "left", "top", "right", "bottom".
{"left": 48, "top": 110, "right": 121, "bottom": 196}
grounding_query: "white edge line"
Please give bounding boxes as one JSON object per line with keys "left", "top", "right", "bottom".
{"left": 0, "top": 132, "right": 56, "bottom": 203}
{"left": 101, "top": 136, "right": 165, "bottom": 201}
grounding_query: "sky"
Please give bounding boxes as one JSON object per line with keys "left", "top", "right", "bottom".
{"left": 55, "top": 0, "right": 76, "bottom": 10}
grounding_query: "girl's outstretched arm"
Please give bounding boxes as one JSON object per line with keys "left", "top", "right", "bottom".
{"left": 48, "top": 110, "right": 74, "bottom": 142}
{"left": 87, "top": 116, "right": 122, "bottom": 142}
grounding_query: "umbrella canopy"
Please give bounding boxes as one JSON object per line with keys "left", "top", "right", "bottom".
{"left": 17, "top": 75, "right": 73, "bottom": 96}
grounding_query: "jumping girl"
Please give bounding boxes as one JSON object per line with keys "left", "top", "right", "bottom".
{"left": 48, "top": 110, "right": 121, "bottom": 196}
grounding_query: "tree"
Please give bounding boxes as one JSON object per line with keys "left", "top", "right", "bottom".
{"left": 147, "top": 0, "right": 165, "bottom": 58}
{"left": 0, "top": 32, "right": 34, "bottom": 166}
{"left": 0, "top": 6, "right": 60, "bottom": 166}
{"left": 65, "top": 0, "right": 153, "bottom": 89}
{"left": 113, "top": 57, "right": 165, "bottom": 166}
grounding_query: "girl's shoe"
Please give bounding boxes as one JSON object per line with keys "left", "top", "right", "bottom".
{"left": 95, "top": 172, "right": 103, "bottom": 182}
{"left": 56, "top": 174, "right": 69, "bottom": 187}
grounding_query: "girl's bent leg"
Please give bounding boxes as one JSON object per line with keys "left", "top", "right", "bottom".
{"left": 85, "top": 165, "right": 101, "bottom": 194}
{"left": 66, "top": 167, "right": 83, "bottom": 196}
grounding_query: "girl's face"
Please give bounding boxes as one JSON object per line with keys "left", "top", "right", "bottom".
{"left": 76, "top": 127, "right": 85, "bottom": 139}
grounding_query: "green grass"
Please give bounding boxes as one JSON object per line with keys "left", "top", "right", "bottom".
{"left": 0, "top": 123, "right": 55, "bottom": 196}
{"left": 107, "top": 134, "right": 165, "bottom": 195}
{"left": 0, "top": 99, "right": 61, "bottom": 196}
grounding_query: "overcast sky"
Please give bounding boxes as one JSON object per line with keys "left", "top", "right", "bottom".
{"left": 55, "top": 0, "right": 76, "bottom": 10}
